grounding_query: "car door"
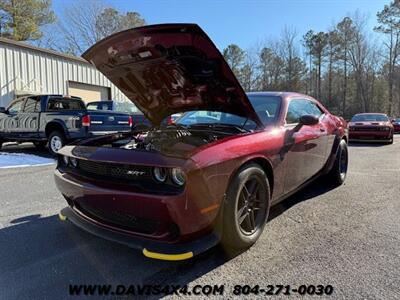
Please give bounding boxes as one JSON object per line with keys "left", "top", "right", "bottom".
{"left": 283, "top": 98, "right": 327, "bottom": 193}
{"left": 18, "top": 96, "right": 41, "bottom": 138}
{"left": 5, "top": 98, "right": 25, "bottom": 136}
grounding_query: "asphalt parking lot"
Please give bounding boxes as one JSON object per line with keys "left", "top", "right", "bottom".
{"left": 0, "top": 136, "right": 399, "bottom": 299}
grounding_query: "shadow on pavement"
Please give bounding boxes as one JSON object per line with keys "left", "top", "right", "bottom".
{"left": 0, "top": 177, "right": 338, "bottom": 299}
{"left": 1, "top": 142, "right": 52, "bottom": 159}
{"left": 348, "top": 141, "right": 389, "bottom": 147}
{"left": 269, "top": 177, "right": 337, "bottom": 221}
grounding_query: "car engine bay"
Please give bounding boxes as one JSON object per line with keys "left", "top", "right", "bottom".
{"left": 82, "top": 125, "right": 243, "bottom": 157}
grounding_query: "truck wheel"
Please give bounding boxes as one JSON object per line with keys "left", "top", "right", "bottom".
{"left": 48, "top": 131, "right": 66, "bottom": 156}
{"left": 220, "top": 163, "right": 271, "bottom": 250}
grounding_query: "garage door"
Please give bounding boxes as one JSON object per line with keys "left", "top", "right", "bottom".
{"left": 68, "top": 81, "right": 110, "bottom": 104}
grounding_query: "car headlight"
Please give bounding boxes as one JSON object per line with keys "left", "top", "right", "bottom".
{"left": 70, "top": 157, "right": 78, "bottom": 168}
{"left": 382, "top": 127, "right": 390, "bottom": 131}
{"left": 62, "top": 156, "right": 69, "bottom": 166}
{"left": 153, "top": 167, "right": 167, "bottom": 182}
{"left": 171, "top": 168, "right": 186, "bottom": 186}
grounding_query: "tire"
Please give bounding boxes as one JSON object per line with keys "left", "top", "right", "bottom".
{"left": 48, "top": 131, "right": 66, "bottom": 156}
{"left": 220, "top": 163, "right": 271, "bottom": 250}
{"left": 33, "top": 141, "right": 46, "bottom": 149}
{"left": 328, "top": 139, "right": 348, "bottom": 186}
{"left": 388, "top": 134, "right": 394, "bottom": 144}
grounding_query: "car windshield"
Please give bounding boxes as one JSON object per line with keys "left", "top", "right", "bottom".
{"left": 351, "top": 114, "right": 389, "bottom": 122}
{"left": 394, "top": 118, "right": 400, "bottom": 122}
{"left": 176, "top": 95, "right": 281, "bottom": 130}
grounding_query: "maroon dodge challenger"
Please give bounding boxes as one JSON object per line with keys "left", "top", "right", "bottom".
{"left": 54, "top": 24, "right": 348, "bottom": 260}
{"left": 348, "top": 113, "right": 394, "bottom": 143}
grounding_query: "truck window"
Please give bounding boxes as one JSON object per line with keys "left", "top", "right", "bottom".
{"left": 47, "top": 98, "right": 85, "bottom": 111}
{"left": 8, "top": 99, "right": 25, "bottom": 114}
{"left": 23, "top": 96, "right": 40, "bottom": 113}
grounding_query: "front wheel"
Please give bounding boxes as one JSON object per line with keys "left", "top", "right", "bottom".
{"left": 48, "top": 131, "right": 66, "bottom": 156}
{"left": 220, "top": 163, "right": 271, "bottom": 250}
{"left": 388, "top": 134, "right": 394, "bottom": 144}
{"left": 327, "top": 139, "right": 348, "bottom": 186}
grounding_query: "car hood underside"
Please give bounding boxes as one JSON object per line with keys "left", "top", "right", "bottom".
{"left": 82, "top": 23, "right": 262, "bottom": 126}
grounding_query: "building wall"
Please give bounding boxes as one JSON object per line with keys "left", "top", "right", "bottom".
{"left": 0, "top": 39, "right": 134, "bottom": 109}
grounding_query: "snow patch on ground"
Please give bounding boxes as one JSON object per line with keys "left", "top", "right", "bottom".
{"left": 0, "top": 152, "right": 55, "bottom": 168}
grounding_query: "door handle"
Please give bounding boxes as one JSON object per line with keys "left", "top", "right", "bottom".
{"left": 320, "top": 127, "right": 325, "bottom": 132}
{"left": 32, "top": 117, "right": 37, "bottom": 120}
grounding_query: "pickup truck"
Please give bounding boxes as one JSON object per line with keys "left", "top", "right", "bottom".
{"left": 86, "top": 100, "right": 179, "bottom": 129}
{"left": 86, "top": 100, "right": 152, "bottom": 128}
{"left": 0, "top": 95, "right": 133, "bottom": 155}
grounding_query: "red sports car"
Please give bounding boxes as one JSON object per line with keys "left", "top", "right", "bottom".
{"left": 54, "top": 24, "right": 348, "bottom": 261}
{"left": 392, "top": 118, "right": 400, "bottom": 133}
{"left": 348, "top": 113, "right": 394, "bottom": 143}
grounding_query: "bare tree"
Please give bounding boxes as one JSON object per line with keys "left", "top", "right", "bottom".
{"left": 337, "top": 16, "right": 355, "bottom": 116}
{"left": 279, "top": 26, "right": 303, "bottom": 91}
{"left": 374, "top": 0, "right": 400, "bottom": 115}
{"left": 56, "top": 0, "right": 145, "bottom": 55}
{"left": 348, "top": 13, "right": 380, "bottom": 113}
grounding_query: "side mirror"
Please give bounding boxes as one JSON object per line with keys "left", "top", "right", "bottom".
{"left": 299, "top": 114, "right": 319, "bottom": 126}
{"left": 0, "top": 107, "right": 6, "bottom": 114}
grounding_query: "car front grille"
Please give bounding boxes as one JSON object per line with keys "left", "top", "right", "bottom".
{"left": 74, "top": 202, "right": 159, "bottom": 234}
{"left": 59, "top": 159, "right": 183, "bottom": 195}
{"left": 350, "top": 126, "right": 388, "bottom": 131}
{"left": 78, "top": 160, "right": 152, "bottom": 181}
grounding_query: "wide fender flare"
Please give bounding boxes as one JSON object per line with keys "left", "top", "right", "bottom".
{"left": 45, "top": 119, "right": 70, "bottom": 139}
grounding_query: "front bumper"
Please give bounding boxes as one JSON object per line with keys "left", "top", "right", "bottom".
{"left": 89, "top": 130, "right": 132, "bottom": 136}
{"left": 349, "top": 130, "right": 392, "bottom": 141}
{"left": 54, "top": 167, "right": 223, "bottom": 259}
{"left": 59, "top": 207, "right": 219, "bottom": 260}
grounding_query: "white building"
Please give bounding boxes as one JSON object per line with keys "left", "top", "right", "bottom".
{"left": 0, "top": 37, "right": 132, "bottom": 108}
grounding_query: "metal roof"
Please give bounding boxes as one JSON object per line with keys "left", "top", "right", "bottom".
{"left": 0, "top": 37, "right": 89, "bottom": 64}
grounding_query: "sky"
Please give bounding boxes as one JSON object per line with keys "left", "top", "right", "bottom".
{"left": 52, "top": 0, "right": 388, "bottom": 51}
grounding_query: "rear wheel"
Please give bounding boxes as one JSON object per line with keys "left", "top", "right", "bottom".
{"left": 328, "top": 139, "right": 348, "bottom": 186}
{"left": 221, "top": 163, "right": 270, "bottom": 250}
{"left": 48, "top": 131, "right": 66, "bottom": 156}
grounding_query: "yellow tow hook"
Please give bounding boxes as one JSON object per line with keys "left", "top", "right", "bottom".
{"left": 58, "top": 212, "right": 67, "bottom": 221}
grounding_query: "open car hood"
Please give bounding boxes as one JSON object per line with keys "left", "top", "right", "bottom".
{"left": 82, "top": 24, "right": 262, "bottom": 126}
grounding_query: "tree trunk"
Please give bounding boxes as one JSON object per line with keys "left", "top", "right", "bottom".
{"left": 342, "top": 45, "right": 347, "bottom": 117}
{"left": 328, "top": 54, "right": 333, "bottom": 108}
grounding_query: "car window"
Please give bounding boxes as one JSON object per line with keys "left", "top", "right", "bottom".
{"left": 351, "top": 114, "right": 389, "bottom": 122}
{"left": 87, "top": 102, "right": 111, "bottom": 111}
{"left": 47, "top": 98, "right": 85, "bottom": 111}
{"left": 286, "top": 99, "right": 323, "bottom": 124}
{"left": 86, "top": 103, "right": 100, "bottom": 110}
{"left": 23, "top": 96, "right": 40, "bottom": 113}
{"left": 247, "top": 95, "right": 282, "bottom": 125}
{"left": 8, "top": 99, "right": 24, "bottom": 114}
